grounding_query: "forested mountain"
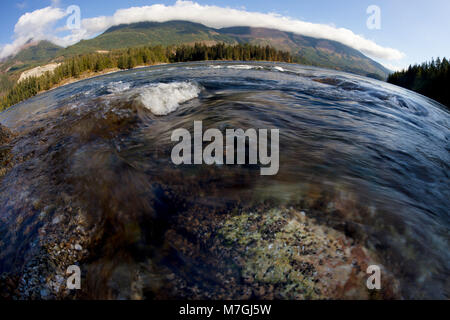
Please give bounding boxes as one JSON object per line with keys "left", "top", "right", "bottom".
{"left": 62, "top": 21, "right": 236, "bottom": 55}
{"left": 0, "top": 40, "right": 62, "bottom": 74}
{"left": 62, "top": 21, "right": 390, "bottom": 79}
{"left": 0, "top": 41, "right": 63, "bottom": 97}
{"left": 220, "top": 26, "right": 390, "bottom": 79}
{"left": 387, "top": 57, "right": 450, "bottom": 108}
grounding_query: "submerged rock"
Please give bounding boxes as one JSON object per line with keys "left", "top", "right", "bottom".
{"left": 217, "top": 208, "right": 400, "bottom": 299}
{"left": 161, "top": 205, "right": 401, "bottom": 300}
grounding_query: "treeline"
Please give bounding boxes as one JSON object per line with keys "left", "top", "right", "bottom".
{"left": 0, "top": 43, "right": 292, "bottom": 110}
{"left": 387, "top": 57, "right": 450, "bottom": 108}
{"left": 172, "top": 42, "right": 292, "bottom": 63}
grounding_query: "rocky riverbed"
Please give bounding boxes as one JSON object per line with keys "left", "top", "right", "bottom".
{"left": 0, "top": 122, "right": 399, "bottom": 299}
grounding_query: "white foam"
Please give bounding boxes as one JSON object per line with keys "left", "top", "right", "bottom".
{"left": 226, "top": 65, "right": 262, "bottom": 70}
{"left": 137, "top": 82, "right": 201, "bottom": 115}
{"left": 273, "top": 66, "right": 286, "bottom": 72}
{"left": 107, "top": 81, "right": 131, "bottom": 93}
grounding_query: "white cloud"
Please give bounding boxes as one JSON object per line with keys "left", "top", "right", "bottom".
{"left": 14, "top": 6, "right": 65, "bottom": 36}
{"left": 0, "top": 6, "right": 67, "bottom": 59}
{"left": 1, "top": 1, "right": 405, "bottom": 61}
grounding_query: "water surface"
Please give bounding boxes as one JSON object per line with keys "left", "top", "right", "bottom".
{"left": 0, "top": 61, "right": 448, "bottom": 299}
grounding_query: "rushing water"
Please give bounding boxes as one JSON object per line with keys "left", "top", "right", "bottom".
{"left": 0, "top": 61, "right": 449, "bottom": 299}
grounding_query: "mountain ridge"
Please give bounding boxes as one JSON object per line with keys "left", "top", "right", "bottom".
{"left": 62, "top": 21, "right": 390, "bottom": 79}
{"left": 0, "top": 20, "right": 391, "bottom": 88}
{"left": 0, "top": 40, "right": 62, "bottom": 72}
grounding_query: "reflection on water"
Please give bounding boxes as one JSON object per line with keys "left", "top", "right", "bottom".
{"left": 0, "top": 61, "right": 449, "bottom": 299}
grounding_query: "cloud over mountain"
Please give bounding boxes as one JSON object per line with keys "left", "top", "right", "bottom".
{"left": 0, "top": 6, "right": 66, "bottom": 59}
{"left": 1, "top": 1, "right": 405, "bottom": 61}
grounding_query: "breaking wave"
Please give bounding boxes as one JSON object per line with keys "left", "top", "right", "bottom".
{"left": 209, "top": 64, "right": 264, "bottom": 70}
{"left": 136, "top": 82, "right": 201, "bottom": 115}
{"left": 272, "top": 66, "right": 286, "bottom": 72}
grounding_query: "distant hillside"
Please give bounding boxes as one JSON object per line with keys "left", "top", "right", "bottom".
{"left": 0, "top": 40, "right": 62, "bottom": 74}
{"left": 62, "top": 21, "right": 236, "bottom": 55}
{"left": 220, "top": 26, "right": 391, "bottom": 79}
{"left": 0, "top": 40, "right": 63, "bottom": 97}
{"left": 13, "top": 40, "right": 62, "bottom": 63}
{"left": 63, "top": 21, "right": 390, "bottom": 79}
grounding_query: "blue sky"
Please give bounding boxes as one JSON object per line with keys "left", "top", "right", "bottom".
{"left": 1, "top": 0, "right": 449, "bottom": 70}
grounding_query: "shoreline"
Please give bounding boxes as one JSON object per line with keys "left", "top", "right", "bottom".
{"left": 35, "top": 60, "right": 290, "bottom": 93}
{"left": 44, "top": 62, "right": 169, "bottom": 92}
{"left": 3, "top": 60, "right": 295, "bottom": 110}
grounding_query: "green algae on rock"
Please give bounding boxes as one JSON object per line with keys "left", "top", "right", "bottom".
{"left": 218, "top": 208, "right": 400, "bottom": 299}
